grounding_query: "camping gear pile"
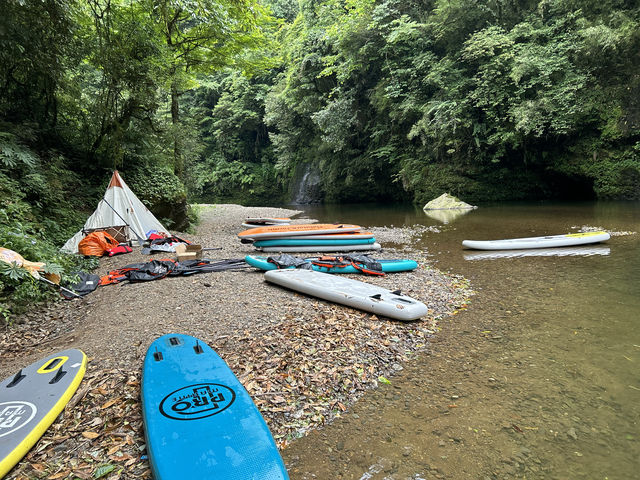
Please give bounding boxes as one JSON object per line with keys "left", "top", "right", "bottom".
{"left": 244, "top": 254, "right": 419, "bottom": 275}
{"left": 62, "top": 171, "right": 169, "bottom": 254}
{"left": 262, "top": 254, "right": 385, "bottom": 275}
{"left": 42, "top": 170, "right": 248, "bottom": 298}
{"left": 141, "top": 234, "right": 193, "bottom": 255}
{"left": 62, "top": 258, "right": 248, "bottom": 299}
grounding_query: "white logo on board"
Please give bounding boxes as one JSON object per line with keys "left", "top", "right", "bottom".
{"left": 0, "top": 401, "right": 37, "bottom": 438}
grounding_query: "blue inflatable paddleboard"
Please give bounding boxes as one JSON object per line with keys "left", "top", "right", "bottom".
{"left": 141, "top": 334, "right": 289, "bottom": 480}
{"left": 245, "top": 255, "right": 418, "bottom": 273}
{"left": 253, "top": 237, "right": 375, "bottom": 247}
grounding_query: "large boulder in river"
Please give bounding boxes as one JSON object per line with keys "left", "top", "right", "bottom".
{"left": 423, "top": 193, "right": 477, "bottom": 211}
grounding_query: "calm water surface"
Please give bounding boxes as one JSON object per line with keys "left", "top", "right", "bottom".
{"left": 287, "top": 201, "right": 639, "bottom": 479}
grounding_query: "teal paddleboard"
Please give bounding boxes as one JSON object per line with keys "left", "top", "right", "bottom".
{"left": 245, "top": 255, "right": 418, "bottom": 273}
{"left": 253, "top": 237, "right": 375, "bottom": 247}
{"left": 141, "top": 334, "right": 289, "bottom": 480}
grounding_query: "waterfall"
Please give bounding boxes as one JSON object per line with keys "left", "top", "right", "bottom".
{"left": 291, "top": 164, "right": 323, "bottom": 204}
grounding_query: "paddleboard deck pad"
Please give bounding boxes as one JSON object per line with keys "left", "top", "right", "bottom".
{"left": 245, "top": 255, "right": 418, "bottom": 273}
{"left": 142, "top": 334, "right": 289, "bottom": 480}
{"left": 0, "top": 349, "right": 87, "bottom": 477}
{"left": 462, "top": 231, "right": 610, "bottom": 250}
{"left": 238, "top": 223, "right": 361, "bottom": 240}
{"left": 264, "top": 269, "right": 428, "bottom": 321}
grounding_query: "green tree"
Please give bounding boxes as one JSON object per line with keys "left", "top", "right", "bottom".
{"left": 148, "top": 0, "right": 267, "bottom": 176}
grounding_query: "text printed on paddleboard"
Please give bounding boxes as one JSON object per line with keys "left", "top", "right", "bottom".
{"left": 0, "top": 401, "right": 37, "bottom": 437}
{"left": 159, "top": 383, "right": 235, "bottom": 420}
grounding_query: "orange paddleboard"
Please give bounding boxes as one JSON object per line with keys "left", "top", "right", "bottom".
{"left": 238, "top": 223, "right": 361, "bottom": 240}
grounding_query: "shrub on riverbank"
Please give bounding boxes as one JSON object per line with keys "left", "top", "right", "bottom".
{"left": 0, "top": 138, "right": 97, "bottom": 319}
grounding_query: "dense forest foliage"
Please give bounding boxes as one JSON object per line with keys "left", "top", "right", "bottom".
{"left": 211, "top": 0, "right": 640, "bottom": 204}
{"left": 1, "top": 0, "right": 639, "bottom": 315}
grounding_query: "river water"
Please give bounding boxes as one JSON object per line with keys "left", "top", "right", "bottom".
{"left": 283, "top": 201, "right": 639, "bottom": 479}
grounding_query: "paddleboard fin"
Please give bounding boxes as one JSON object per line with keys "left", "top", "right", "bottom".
{"left": 194, "top": 341, "right": 204, "bottom": 354}
{"left": 370, "top": 294, "right": 382, "bottom": 300}
{"left": 153, "top": 348, "right": 163, "bottom": 361}
{"left": 49, "top": 368, "right": 67, "bottom": 384}
{"left": 6, "top": 369, "right": 26, "bottom": 388}
{"left": 391, "top": 289, "right": 402, "bottom": 296}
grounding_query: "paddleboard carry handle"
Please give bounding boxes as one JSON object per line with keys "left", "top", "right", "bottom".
{"left": 153, "top": 348, "right": 163, "bottom": 361}
{"left": 49, "top": 368, "right": 67, "bottom": 384}
{"left": 6, "top": 369, "right": 26, "bottom": 388}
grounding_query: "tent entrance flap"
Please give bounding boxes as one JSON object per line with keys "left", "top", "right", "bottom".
{"left": 61, "top": 170, "right": 168, "bottom": 253}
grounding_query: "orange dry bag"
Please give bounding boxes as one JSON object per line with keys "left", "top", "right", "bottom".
{"left": 78, "top": 231, "right": 119, "bottom": 256}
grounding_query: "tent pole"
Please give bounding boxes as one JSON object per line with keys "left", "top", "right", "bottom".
{"left": 102, "top": 197, "right": 145, "bottom": 241}
{"left": 39, "top": 277, "right": 82, "bottom": 298}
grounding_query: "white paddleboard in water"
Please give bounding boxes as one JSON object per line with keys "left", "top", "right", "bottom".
{"left": 462, "top": 231, "right": 610, "bottom": 250}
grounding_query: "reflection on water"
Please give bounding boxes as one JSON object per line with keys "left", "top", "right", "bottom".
{"left": 463, "top": 246, "right": 611, "bottom": 260}
{"left": 422, "top": 208, "right": 473, "bottom": 224}
{"left": 287, "top": 201, "right": 639, "bottom": 479}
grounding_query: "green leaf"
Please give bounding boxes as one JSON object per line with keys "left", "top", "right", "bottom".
{"left": 43, "top": 263, "right": 64, "bottom": 275}
{"left": 378, "top": 376, "right": 391, "bottom": 385}
{"left": 93, "top": 464, "right": 116, "bottom": 479}
{"left": 0, "top": 262, "right": 31, "bottom": 282}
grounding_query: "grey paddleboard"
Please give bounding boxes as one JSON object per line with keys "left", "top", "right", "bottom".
{"left": 264, "top": 269, "right": 428, "bottom": 321}
{"left": 0, "top": 349, "right": 87, "bottom": 477}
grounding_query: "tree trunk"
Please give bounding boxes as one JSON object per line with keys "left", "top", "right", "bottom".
{"left": 171, "top": 80, "right": 183, "bottom": 177}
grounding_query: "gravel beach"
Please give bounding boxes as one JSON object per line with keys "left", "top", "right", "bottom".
{"left": 0, "top": 204, "right": 472, "bottom": 479}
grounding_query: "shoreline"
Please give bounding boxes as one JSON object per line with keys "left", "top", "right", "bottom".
{"left": 0, "top": 204, "right": 472, "bottom": 479}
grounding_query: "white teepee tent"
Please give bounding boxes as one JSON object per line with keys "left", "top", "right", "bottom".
{"left": 62, "top": 171, "right": 169, "bottom": 253}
